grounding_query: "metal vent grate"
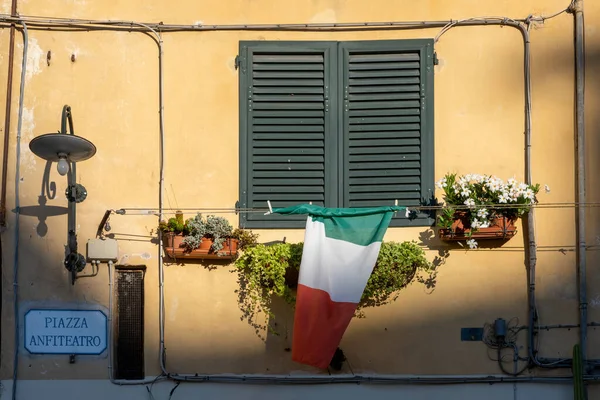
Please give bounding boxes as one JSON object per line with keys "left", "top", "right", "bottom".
{"left": 114, "top": 268, "right": 145, "bottom": 380}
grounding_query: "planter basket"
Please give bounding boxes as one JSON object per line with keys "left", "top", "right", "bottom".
{"left": 163, "top": 233, "right": 239, "bottom": 260}
{"left": 439, "top": 211, "right": 517, "bottom": 241}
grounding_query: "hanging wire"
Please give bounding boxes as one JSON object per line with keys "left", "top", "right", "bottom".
{"left": 113, "top": 202, "right": 600, "bottom": 216}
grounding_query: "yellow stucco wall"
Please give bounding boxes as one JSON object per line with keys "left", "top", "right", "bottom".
{"left": 0, "top": 0, "right": 598, "bottom": 381}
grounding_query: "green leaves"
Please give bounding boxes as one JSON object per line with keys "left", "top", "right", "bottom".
{"left": 235, "top": 240, "right": 435, "bottom": 331}
{"left": 235, "top": 243, "right": 303, "bottom": 335}
{"left": 357, "top": 241, "right": 434, "bottom": 316}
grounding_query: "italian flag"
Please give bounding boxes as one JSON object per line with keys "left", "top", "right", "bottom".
{"left": 272, "top": 204, "right": 404, "bottom": 369}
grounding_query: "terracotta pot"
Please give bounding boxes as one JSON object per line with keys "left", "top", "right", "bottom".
{"left": 199, "top": 236, "right": 214, "bottom": 251}
{"left": 163, "top": 232, "right": 184, "bottom": 248}
{"left": 439, "top": 211, "right": 517, "bottom": 241}
{"left": 163, "top": 235, "right": 238, "bottom": 260}
{"left": 162, "top": 232, "right": 173, "bottom": 247}
{"left": 172, "top": 234, "right": 184, "bottom": 249}
{"left": 219, "top": 238, "right": 239, "bottom": 255}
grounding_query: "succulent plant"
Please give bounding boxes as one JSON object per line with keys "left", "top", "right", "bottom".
{"left": 205, "top": 215, "right": 233, "bottom": 252}
{"left": 181, "top": 213, "right": 206, "bottom": 251}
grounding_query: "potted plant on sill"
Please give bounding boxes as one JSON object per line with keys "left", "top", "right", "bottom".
{"left": 158, "top": 211, "right": 190, "bottom": 250}
{"left": 435, "top": 173, "right": 541, "bottom": 248}
{"left": 158, "top": 213, "right": 249, "bottom": 259}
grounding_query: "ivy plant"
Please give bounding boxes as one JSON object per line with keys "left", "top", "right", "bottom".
{"left": 357, "top": 241, "right": 434, "bottom": 317}
{"left": 235, "top": 242, "right": 303, "bottom": 336}
{"left": 235, "top": 240, "right": 435, "bottom": 335}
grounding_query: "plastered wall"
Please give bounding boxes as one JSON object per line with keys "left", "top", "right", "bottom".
{"left": 0, "top": 0, "right": 598, "bottom": 385}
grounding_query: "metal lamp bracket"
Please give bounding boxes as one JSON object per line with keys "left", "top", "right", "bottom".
{"left": 28, "top": 105, "right": 97, "bottom": 285}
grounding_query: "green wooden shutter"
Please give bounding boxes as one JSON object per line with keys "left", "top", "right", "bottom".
{"left": 339, "top": 40, "right": 435, "bottom": 227}
{"left": 239, "top": 42, "right": 338, "bottom": 228}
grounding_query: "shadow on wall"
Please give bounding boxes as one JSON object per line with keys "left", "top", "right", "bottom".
{"left": 11, "top": 160, "right": 66, "bottom": 238}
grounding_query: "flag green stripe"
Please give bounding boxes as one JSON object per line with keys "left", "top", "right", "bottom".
{"left": 313, "top": 213, "right": 393, "bottom": 246}
{"left": 273, "top": 204, "right": 400, "bottom": 246}
{"left": 272, "top": 203, "right": 405, "bottom": 217}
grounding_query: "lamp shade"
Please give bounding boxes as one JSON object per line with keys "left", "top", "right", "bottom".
{"left": 29, "top": 133, "right": 96, "bottom": 162}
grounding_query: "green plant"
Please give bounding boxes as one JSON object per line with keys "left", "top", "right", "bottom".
{"left": 357, "top": 241, "right": 434, "bottom": 316}
{"left": 204, "top": 215, "right": 234, "bottom": 252}
{"left": 158, "top": 217, "right": 185, "bottom": 234}
{"left": 235, "top": 242, "right": 303, "bottom": 335}
{"left": 231, "top": 228, "right": 260, "bottom": 250}
{"left": 235, "top": 240, "right": 435, "bottom": 334}
{"left": 182, "top": 213, "right": 205, "bottom": 250}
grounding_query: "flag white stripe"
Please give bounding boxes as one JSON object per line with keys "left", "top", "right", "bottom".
{"left": 299, "top": 217, "right": 382, "bottom": 303}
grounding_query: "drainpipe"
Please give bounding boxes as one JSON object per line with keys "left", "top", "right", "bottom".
{"left": 571, "top": 0, "right": 588, "bottom": 373}
{"left": 0, "top": 0, "right": 18, "bottom": 226}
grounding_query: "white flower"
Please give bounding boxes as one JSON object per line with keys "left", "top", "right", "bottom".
{"left": 486, "top": 176, "right": 504, "bottom": 193}
{"left": 477, "top": 208, "right": 489, "bottom": 219}
{"left": 466, "top": 239, "right": 478, "bottom": 249}
{"left": 545, "top": 184, "right": 551, "bottom": 193}
{"left": 524, "top": 188, "right": 535, "bottom": 201}
{"left": 464, "top": 198, "right": 476, "bottom": 208}
{"left": 436, "top": 177, "right": 448, "bottom": 189}
{"left": 480, "top": 220, "right": 490, "bottom": 228}
{"left": 471, "top": 218, "right": 481, "bottom": 229}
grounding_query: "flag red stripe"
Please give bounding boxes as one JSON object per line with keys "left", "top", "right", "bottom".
{"left": 292, "top": 284, "right": 358, "bottom": 369}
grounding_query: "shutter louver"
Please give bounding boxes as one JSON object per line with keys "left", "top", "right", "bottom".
{"left": 341, "top": 42, "right": 433, "bottom": 225}
{"left": 240, "top": 43, "right": 337, "bottom": 228}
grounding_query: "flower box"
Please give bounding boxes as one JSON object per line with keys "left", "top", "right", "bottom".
{"left": 163, "top": 233, "right": 239, "bottom": 260}
{"left": 438, "top": 211, "right": 517, "bottom": 241}
{"left": 435, "top": 173, "right": 542, "bottom": 249}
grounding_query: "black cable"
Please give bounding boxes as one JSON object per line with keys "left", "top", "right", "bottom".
{"left": 497, "top": 343, "right": 529, "bottom": 376}
{"left": 168, "top": 381, "right": 181, "bottom": 399}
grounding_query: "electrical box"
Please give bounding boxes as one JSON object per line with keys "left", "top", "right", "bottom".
{"left": 87, "top": 238, "right": 118, "bottom": 262}
{"left": 461, "top": 327, "right": 483, "bottom": 341}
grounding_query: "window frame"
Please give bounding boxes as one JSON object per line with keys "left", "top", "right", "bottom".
{"left": 239, "top": 39, "right": 435, "bottom": 229}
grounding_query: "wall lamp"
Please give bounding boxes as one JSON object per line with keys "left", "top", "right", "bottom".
{"left": 29, "top": 105, "right": 96, "bottom": 285}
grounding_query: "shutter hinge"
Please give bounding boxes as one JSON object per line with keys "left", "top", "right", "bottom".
{"left": 235, "top": 55, "right": 241, "bottom": 70}
{"left": 433, "top": 52, "right": 439, "bottom": 66}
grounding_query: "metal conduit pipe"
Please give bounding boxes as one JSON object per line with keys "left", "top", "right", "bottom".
{"left": 0, "top": 0, "right": 18, "bottom": 227}
{"left": 572, "top": 0, "right": 588, "bottom": 373}
{"left": 0, "top": 15, "right": 556, "bottom": 33}
{"left": 10, "top": 20, "right": 27, "bottom": 400}
{"left": 530, "top": 0, "right": 589, "bottom": 373}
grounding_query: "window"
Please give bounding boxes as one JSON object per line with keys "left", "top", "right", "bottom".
{"left": 238, "top": 40, "right": 435, "bottom": 229}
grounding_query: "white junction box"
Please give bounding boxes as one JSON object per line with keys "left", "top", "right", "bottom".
{"left": 87, "top": 238, "right": 119, "bottom": 262}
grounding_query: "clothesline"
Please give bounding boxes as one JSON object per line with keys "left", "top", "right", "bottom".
{"left": 114, "top": 201, "right": 600, "bottom": 216}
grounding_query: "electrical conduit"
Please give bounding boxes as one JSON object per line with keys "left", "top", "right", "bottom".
{"left": 0, "top": 0, "right": 18, "bottom": 226}
{"left": 11, "top": 20, "right": 27, "bottom": 400}
{"left": 573, "top": 0, "right": 588, "bottom": 373}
